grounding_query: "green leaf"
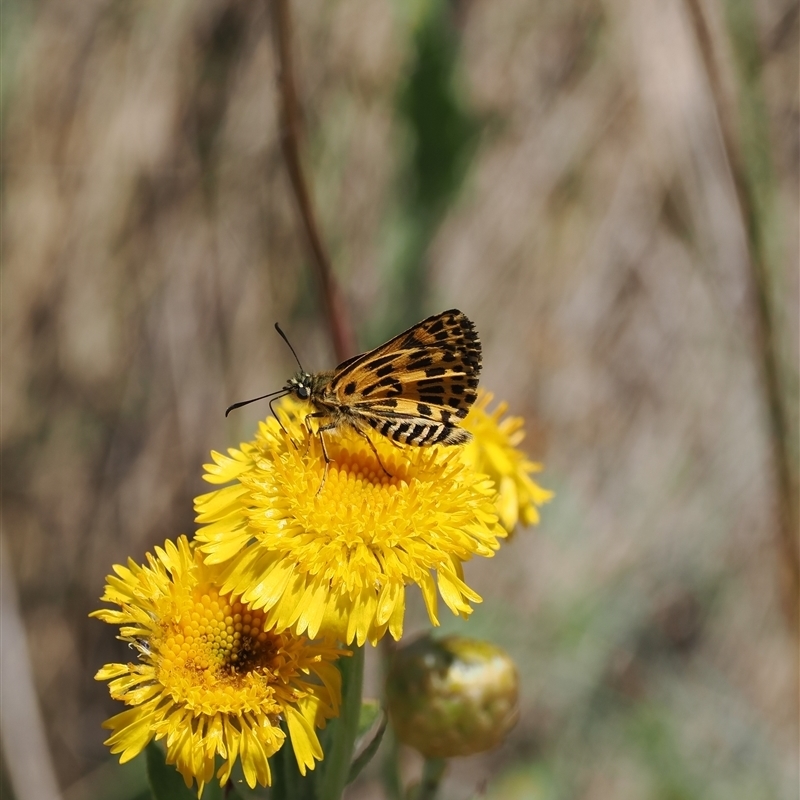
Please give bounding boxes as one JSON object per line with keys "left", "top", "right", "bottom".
{"left": 224, "top": 784, "right": 247, "bottom": 800}
{"left": 145, "top": 742, "right": 224, "bottom": 800}
{"left": 347, "top": 712, "right": 388, "bottom": 785}
{"left": 270, "top": 731, "right": 313, "bottom": 800}
{"left": 356, "top": 699, "right": 382, "bottom": 740}
{"left": 146, "top": 742, "right": 196, "bottom": 800}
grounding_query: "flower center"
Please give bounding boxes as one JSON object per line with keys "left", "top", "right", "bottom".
{"left": 159, "top": 587, "right": 274, "bottom": 675}
{"left": 153, "top": 586, "right": 292, "bottom": 717}
{"left": 322, "top": 443, "right": 414, "bottom": 500}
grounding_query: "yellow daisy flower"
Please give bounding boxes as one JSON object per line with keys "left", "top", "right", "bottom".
{"left": 195, "top": 398, "right": 504, "bottom": 646}
{"left": 462, "top": 390, "right": 553, "bottom": 533}
{"left": 91, "top": 536, "right": 343, "bottom": 793}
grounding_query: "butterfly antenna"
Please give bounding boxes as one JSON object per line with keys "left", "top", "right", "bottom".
{"left": 274, "top": 322, "right": 305, "bottom": 370}
{"left": 225, "top": 389, "right": 288, "bottom": 417}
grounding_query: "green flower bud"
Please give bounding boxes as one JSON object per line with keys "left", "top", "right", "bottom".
{"left": 386, "top": 635, "right": 519, "bottom": 758}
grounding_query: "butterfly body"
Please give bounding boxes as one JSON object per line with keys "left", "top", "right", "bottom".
{"left": 285, "top": 309, "right": 482, "bottom": 449}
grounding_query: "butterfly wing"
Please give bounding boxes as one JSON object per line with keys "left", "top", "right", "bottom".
{"left": 327, "top": 310, "right": 481, "bottom": 445}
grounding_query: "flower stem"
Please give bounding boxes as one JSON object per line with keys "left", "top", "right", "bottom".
{"left": 316, "top": 645, "right": 365, "bottom": 800}
{"left": 416, "top": 758, "right": 446, "bottom": 800}
{"left": 381, "top": 721, "right": 405, "bottom": 800}
{"left": 271, "top": 728, "right": 308, "bottom": 800}
{"left": 380, "top": 637, "right": 404, "bottom": 800}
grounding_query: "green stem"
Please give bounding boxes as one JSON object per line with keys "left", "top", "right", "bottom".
{"left": 270, "top": 722, "right": 311, "bottom": 800}
{"left": 416, "top": 758, "right": 446, "bottom": 800}
{"left": 381, "top": 726, "right": 404, "bottom": 800}
{"left": 379, "top": 637, "right": 403, "bottom": 800}
{"left": 316, "top": 646, "right": 365, "bottom": 800}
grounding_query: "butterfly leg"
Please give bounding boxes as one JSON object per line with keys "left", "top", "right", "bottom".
{"left": 350, "top": 424, "right": 393, "bottom": 478}
{"left": 270, "top": 395, "right": 297, "bottom": 449}
{"left": 303, "top": 412, "right": 328, "bottom": 457}
{"left": 303, "top": 412, "right": 336, "bottom": 494}
{"left": 315, "top": 423, "right": 341, "bottom": 496}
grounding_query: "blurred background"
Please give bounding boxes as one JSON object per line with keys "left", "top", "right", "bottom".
{"left": 1, "top": 0, "right": 798, "bottom": 798}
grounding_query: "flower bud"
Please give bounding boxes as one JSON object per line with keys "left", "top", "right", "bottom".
{"left": 386, "top": 635, "right": 519, "bottom": 758}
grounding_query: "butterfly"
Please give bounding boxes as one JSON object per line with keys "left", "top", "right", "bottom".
{"left": 226, "top": 309, "right": 482, "bottom": 486}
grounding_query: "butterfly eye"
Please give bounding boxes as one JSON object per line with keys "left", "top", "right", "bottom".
{"left": 298, "top": 386, "right": 310, "bottom": 399}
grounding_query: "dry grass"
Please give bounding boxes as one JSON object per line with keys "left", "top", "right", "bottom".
{"left": 1, "top": 0, "right": 797, "bottom": 798}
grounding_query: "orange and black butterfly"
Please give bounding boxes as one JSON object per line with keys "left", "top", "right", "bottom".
{"left": 226, "top": 309, "right": 481, "bottom": 477}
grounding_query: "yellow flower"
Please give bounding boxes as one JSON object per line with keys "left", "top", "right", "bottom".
{"left": 91, "top": 536, "right": 343, "bottom": 794}
{"left": 195, "top": 398, "right": 504, "bottom": 646}
{"left": 462, "top": 390, "right": 553, "bottom": 533}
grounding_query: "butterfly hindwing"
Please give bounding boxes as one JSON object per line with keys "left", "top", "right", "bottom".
{"left": 361, "top": 412, "right": 470, "bottom": 446}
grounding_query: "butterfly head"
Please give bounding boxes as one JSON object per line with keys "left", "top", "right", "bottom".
{"left": 286, "top": 371, "right": 315, "bottom": 400}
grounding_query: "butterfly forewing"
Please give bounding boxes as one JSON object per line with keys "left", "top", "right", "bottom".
{"left": 326, "top": 310, "right": 481, "bottom": 445}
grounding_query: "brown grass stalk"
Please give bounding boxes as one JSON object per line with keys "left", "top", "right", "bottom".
{"left": 269, "top": 0, "right": 356, "bottom": 363}
{"left": 684, "top": 0, "right": 799, "bottom": 632}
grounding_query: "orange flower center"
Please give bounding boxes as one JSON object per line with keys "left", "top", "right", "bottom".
{"left": 159, "top": 587, "right": 275, "bottom": 676}
{"left": 152, "top": 587, "right": 294, "bottom": 719}
{"left": 322, "top": 443, "right": 414, "bottom": 497}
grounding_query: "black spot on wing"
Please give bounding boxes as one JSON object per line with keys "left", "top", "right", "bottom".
{"left": 436, "top": 425, "right": 470, "bottom": 444}
{"left": 421, "top": 425, "right": 442, "bottom": 443}
{"left": 392, "top": 422, "right": 411, "bottom": 442}
{"left": 369, "top": 354, "right": 398, "bottom": 369}
{"left": 344, "top": 381, "right": 357, "bottom": 396}
{"left": 362, "top": 376, "right": 403, "bottom": 397}
{"left": 427, "top": 318, "right": 445, "bottom": 335}
{"left": 408, "top": 423, "right": 428, "bottom": 443}
{"left": 376, "top": 376, "right": 401, "bottom": 389}
{"left": 433, "top": 426, "right": 452, "bottom": 444}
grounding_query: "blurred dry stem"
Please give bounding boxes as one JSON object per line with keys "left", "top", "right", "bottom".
{"left": 269, "top": 0, "right": 355, "bottom": 362}
{"left": 0, "top": 536, "right": 63, "bottom": 800}
{"left": 684, "top": 0, "right": 799, "bottom": 631}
